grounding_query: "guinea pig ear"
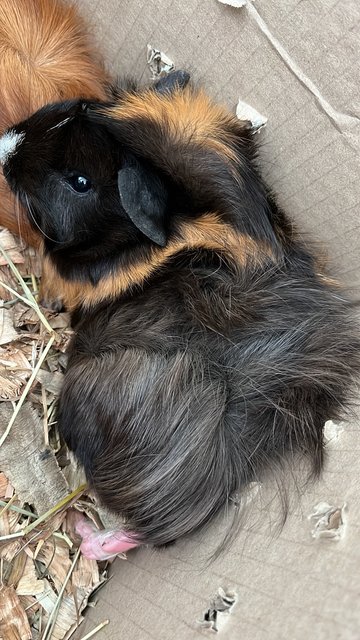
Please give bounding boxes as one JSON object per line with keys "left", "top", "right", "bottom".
{"left": 118, "top": 157, "right": 168, "bottom": 247}
{"left": 152, "top": 70, "right": 190, "bottom": 95}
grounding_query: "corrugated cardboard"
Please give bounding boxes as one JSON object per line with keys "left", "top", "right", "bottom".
{"left": 73, "top": 1, "right": 360, "bottom": 638}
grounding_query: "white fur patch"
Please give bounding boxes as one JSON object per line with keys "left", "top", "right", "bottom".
{"left": 0, "top": 131, "right": 25, "bottom": 164}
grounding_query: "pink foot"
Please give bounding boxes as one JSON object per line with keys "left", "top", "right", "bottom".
{"left": 75, "top": 514, "right": 139, "bottom": 560}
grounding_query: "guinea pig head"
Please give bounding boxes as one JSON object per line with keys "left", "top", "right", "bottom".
{"left": 0, "top": 98, "right": 172, "bottom": 267}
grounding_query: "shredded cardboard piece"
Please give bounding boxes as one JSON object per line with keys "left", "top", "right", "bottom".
{"left": 147, "top": 44, "right": 174, "bottom": 79}
{"left": 230, "top": 480, "right": 261, "bottom": 508}
{"left": 200, "top": 587, "right": 237, "bottom": 633}
{"left": 236, "top": 99, "right": 268, "bottom": 132}
{"left": 218, "top": 0, "right": 248, "bottom": 7}
{"left": 323, "top": 420, "right": 344, "bottom": 443}
{"left": 0, "top": 229, "right": 110, "bottom": 639}
{"left": 0, "top": 304, "right": 19, "bottom": 345}
{"left": 308, "top": 502, "right": 346, "bottom": 541}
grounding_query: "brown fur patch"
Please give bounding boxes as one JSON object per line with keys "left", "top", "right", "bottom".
{"left": 103, "top": 88, "right": 244, "bottom": 164}
{"left": 42, "top": 214, "right": 276, "bottom": 311}
{"left": 0, "top": 0, "right": 109, "bottom": 245}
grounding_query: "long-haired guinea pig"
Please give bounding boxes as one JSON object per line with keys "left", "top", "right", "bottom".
{"left": 0, "top": 0, "right": 109, "bottom": 247}
{"left": 1, "top": 72, "right": 359, "bottom": 560}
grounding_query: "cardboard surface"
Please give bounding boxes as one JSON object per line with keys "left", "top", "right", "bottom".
{"left": 73, "top": 1, "right": 360, "bottom": 638}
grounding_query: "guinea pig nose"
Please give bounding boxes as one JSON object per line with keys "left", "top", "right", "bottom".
{"left": 0, "top": 130, "right": 25, "bottom": 165}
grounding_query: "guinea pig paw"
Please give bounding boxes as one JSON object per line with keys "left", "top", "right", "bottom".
{"left": 75, "top": 515, "right": 139, "bottom": 560}
{"left": 74, "top": 513, "right": 98, "bottom": 538}
{"left": 39, "top": 295, "right": 65, "bottom": 313}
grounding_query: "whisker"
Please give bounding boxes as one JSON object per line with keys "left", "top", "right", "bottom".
{"left": 24, "top": 193, "right": 62, "bottom": 244}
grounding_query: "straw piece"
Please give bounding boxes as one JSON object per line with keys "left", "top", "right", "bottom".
{"left": 79, "top": 620, "right": 110, "bottom": 640}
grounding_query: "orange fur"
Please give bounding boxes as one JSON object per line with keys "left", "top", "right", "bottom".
{"left": 0, "top": 0, "right": 109, "bottom": 246}
{"left": 103, "top": 87, "right": 243, "bottom": 164}
{"left": 43, "top": 214, "right": 276, "bottom": 310}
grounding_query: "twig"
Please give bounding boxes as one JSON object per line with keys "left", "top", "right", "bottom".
{"left": 80, "top": 620, "right": 110, "bottom": 640}
{"left": 23, "top": 484, "right": 87, "bottom": 536}
{"left": 0, "top": 493, "right": 17, "bottom": 519}
{"left": 0, "top": 500, "right": 38, "bottom": 520}
{"left": 41, "top": 547, "right": 81, "bottom": 640}
{"left": 0, "top": 281, "right": 53, "bottom": 334}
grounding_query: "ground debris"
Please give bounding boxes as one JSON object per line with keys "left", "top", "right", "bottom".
{"left": 0, "top": 228, "right": 109, "bottom": 639}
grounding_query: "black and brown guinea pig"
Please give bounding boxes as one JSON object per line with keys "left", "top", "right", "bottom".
{"left": 0, "top": 72, "right": 359, "bottom": 559}
{"left": 0, "top": 0, "right": 109, "bottom": 249}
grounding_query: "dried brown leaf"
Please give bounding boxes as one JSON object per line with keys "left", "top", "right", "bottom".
{"left": 0, "top": 585, "right": 32, "bottom": 640}
{"left": 14, "top": 307, "right": 40, "bottom": 328}
{"left": 0, "top": 306, "right": 18, "bottom": 345}
{"left": 0, "top": 372, "right": 24, "bottom": 402}
{"left": 0, "top": 229, "right": 24, "bottom": 266}
{"left": 0, "top": 347, "right": 32, "bottom": 401}
{"left": 47, "top": 313, "right": 71, "bottom": 331}
{"left": 0, "top": 404, "right": 69, "bottom": 515}
{"left": 0, "top": 473, "right": 9, "bottom": 498}
{"left": 16, "top": 556, "right": 45, "bottom": 596}
{"left": 37, "top": 539, "right": 72, "bottom": 594}
{"left": 5, "top": 551, "right": 28, "bottom": 588}
{"left": 19, "top": 594, "right": 40, "bottom": 626}
{"left": 36, "top": 369, "right": 64, "bottom": 396}
{"left": 72, "top": 554, "right": 100, "bottom": 591}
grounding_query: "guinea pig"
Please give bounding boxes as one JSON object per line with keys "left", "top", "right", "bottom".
{"left": 0, "top": 0, "right": 109, "bottom": 248}
{"left": 1, "top": 72, "right": 359, "bottom": 560}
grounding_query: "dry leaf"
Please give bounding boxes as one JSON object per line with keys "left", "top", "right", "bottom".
{"left": 0, "top": 228, "right": 109, "bottom": 639}
{"left": 0, "top": 306, "right": 19, "bottom": 345}
{"left": 37, "top": 539, "right": 72, "bottom": 594}
{"left": 36, "top": 369, "right": 64, "bottom": 396}
{"left": 6, "top": 551, "right": 28, "bottom": 589}
{"left": 0, "top": 404, "right": 69, "bottom": 515}
{"left": 0, "top": 346, "right": 32, "bottom": 401}
{"left": 72, "top": 554, "right": 100, "bottom": 591}
{"left": 0, "top": 472, "right": 9, "bottom": 498}
{"left": 0, "top": 585, "right": 32, "bottom": 640}
{"left": 0, "top": 229, "right": 24, "bottom": 266}
{"left": 47, "top": 313, "right": 71, "bottom": 330}
{"left": 16, "top": 556, "right": 45, "bottom": 596}
{"left": 14, "top": 307, "right": 40, "bottom": 329}
{"left": 0, "top": 505, "right": 21, "bottom": 537}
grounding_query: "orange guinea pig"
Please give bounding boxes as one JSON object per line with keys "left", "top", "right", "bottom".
{"left": 0, "top": 0, "right": 109, "bottom": 247}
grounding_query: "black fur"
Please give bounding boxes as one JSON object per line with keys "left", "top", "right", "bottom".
{"left": 1, "top": 75, "right": 359, "bottom": 550}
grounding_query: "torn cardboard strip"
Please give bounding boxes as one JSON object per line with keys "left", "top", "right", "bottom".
{"left": 218, "top": 0, "right": 359, "bottom": 139}
{"left": 309, "top": 502, "right": 346, "bottom": 541}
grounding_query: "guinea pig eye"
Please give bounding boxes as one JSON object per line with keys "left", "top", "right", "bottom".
{"left": 67, "top": 175, "right": 92, "bottom": 193}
